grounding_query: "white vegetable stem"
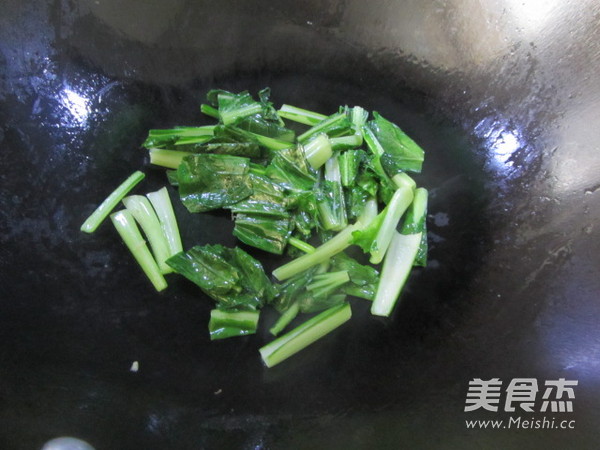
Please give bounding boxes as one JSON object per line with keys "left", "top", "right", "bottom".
{"left": 369, "top": 186, "right": 414, "bottom": 265}
{"left": 272, "top": 223, "right": 361, "bottom": 281}
{"left": 110, "top": 210, "right": 167, "bottom": 292}
{"left": 122, "top": 195, "right": 172, "bottom": 274}
{"left": 80, "top": 171, "right": 145, "bottom": 233}
{"left": 260, "top": 302, "right": 352, "bottom": 367}
{"left": 302, "top": 133, "right": 332, "bottom": 169}
{"left": 371, "top": 231, "right": 422, "bottom": 316}
{"left": 147, "top": 187, "right": 183, "bottom": 257}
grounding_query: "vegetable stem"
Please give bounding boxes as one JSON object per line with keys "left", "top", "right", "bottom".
{"left": 122, "top": 195, "right": 173, "bottom": 274}
{"left": 259, "top": 302, "right": 352, "bottom": 367}
{"left": 278, "top": 104, "right": 327, "bottom": 126}
{"left": 288, "top": 237, "right": 316, "bottom": 254}
{"left": 371, "top": 231, "right": 422, "bottom": 316}
{"left": 273, "top": 223, "right": 361, "bottom": 281}
{"left": 81, "top": 171, "right": 145, "bottom": 233}
{"left": 302, "top": 133, "right": 332, "bottom": 169}
{"left": 110, "top": 210, "right": 167, "bottom": 291}
{"left": 149, "top": 149, "right": 189, "bottom": 169}
{"left": 147, "top": 187, "right": 183, "bottom": 257}
{"left": 269, "top": 301, "right": 300, "bottom": 336}
{"left": 368, "top": 186, "right": 414, "bottom": 264}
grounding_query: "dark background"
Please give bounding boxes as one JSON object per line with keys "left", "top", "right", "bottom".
{"left": 1, "top": 1, "right": 599, "bottom": 449}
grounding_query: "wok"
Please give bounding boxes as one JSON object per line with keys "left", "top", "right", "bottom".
{"left": 1, "top": 1, "right": 599, "bottom": 449}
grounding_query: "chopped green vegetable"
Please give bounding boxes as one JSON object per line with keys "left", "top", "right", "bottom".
{"left": 84, "top": 87, "right": 431, "bottom": 361}
{"left": 317, "top": 155, "right": 348, "bottom": 231}
{"left": 371, "top": 231, "right": 422, "bottom": 317}
{"left": 166, "top": 244, "right": 275, "bottom": 310}
{"left": 110, "top": 210, "right": 167, "bottom": 291}
{"left": 122, "top": 195, "right": 172, "bottom": 274}
{"left": 143, "top": 126, "right": 214, "bottom": 149}
{"left": 298, "top": 111, "right": 352, "bottom": 144}
{"left": 259, "top": 302, "right": 352, "bottom": 367}
{"left": 81, "top": 171, "right": 145, "bottom": 233}
{"left": 209, "top": 309, "right": 260, "bottom": 340}
{"left": 338, "top": 150, "right": 363, "bottom": 187}
{"left": 330, "top": 252, "right": 379, "bottom": 300}
{"left": 146, "top": 187, "right": 183, "bottom": 257}
{"left": 269, "top": 301, "right": 300, "bottom": 336}
{"left": 278, "top": 104, "right": 328, "bottom": 126}
{"left": 352, "top": 186, "right": 414, "bottom": 264}
{"left": 401, "top": 187, "right": 428, "bottom": 267}
{"left": 273, "top": 223, "right": 361, "bottom": 281}
{"left": 176, "top": 153, "right": 253, "bottom": 213}
{"left": 366, "top": 112, "right": 425, "bottom": 175}
{"left": 303, "top": 133, "right": 333, "bottom": 169}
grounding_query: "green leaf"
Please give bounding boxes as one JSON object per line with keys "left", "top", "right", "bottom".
{"left": 367, "top": 112, "right": 424, "bottom": 175}
{"left": 176, "top": 154, "right": 253, "bottom": 213}
{"left": 265, "top": 146, "right": 316, "bottom": 192}
{"left": 166, "top": 244, "right": 273, "bottom": 310}
{"left": 331, "top": 253, "right": 379, "bottom": 300}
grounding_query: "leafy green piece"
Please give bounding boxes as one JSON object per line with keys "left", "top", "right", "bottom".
{"left": 143, "top": 126, "right": 215, "bottom": 149}
{"left": 166, "top": 244, "right": 274, "bottom": 310}
{"left": 216, "top": 90, "right": 263, "bottom": 125}
{"left": 271, "top": 266, "right": 319, "bottom": 312}
{"left": 366, "top": 112, "right": 425, "bottom": 175}
{"left": 265, "top": 146, "right": 316, "bottom": 192}
{"left": 330, "top": 253, "right": 379, "bottom": 300}
{"left": 176, "top": 154, "right": 252, "bottom": 213}
{"left": 232, "top": 214, "right": 291, "bottom": 255}
{"left": 299, "top": 271, "right": 350, "bottom": 313}
{"left": 287, "top": 190, "right": 319, "bottom": 237}
{"left": 235, "top": 114, "right": 295, "bottom": 143}
{"left": 229, "top": 173, "right": 291, "bottom": 254}
{"left": 209, "top": 309, "right": 260, "bottom": 340}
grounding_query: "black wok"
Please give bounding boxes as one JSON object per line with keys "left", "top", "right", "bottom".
{"left": 1, "top": 1, "right": 599, "bottom": 449}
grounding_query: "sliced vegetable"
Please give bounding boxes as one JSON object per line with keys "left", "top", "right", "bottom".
{"left": 146, "top": 187, "right": 183, "bottom": 257}
{"left": 272, "top": 223, "right": 361, "bottom": 281}
{"left": 81, "top": 171, "right": 145, "bottom": 233}
{"left": 209, "top": 309, "right": 260, "bottom": 340}
{"left": 176, "top": 154, "right": 253, "bottom": 213}
{"left": 371, "top": 231, "right": 422, "bottom": 316}
{"left": 110, "top": 210, "right": 167, "bottom": 291}
{"left": 278, "top": 104, "right": 328, "bottom": 126}
{"left": 259, "top": 302, "right": 352, "bottom": 367}
{"left": 122, "top": 195, "right": 172, "bottom": 274}
{"left": 352, "top": 186, "right": 414, "bottom": 264}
